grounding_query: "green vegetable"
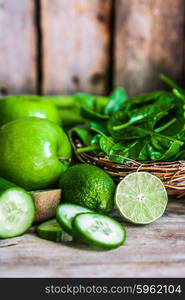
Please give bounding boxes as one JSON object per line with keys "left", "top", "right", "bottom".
{"left": 73, "top": 75, "right": 185, "bottom": 163}
{"left": 36, "top": 219, "right": 72, "bottom": 242}
{"left": 56, "top": 203, "right": 92, "bottom": 235}
{"left": 0, "top": 177, "right": 35, "bottom": 238}
{"left": 104, "top": 87, "right": 128, "bottom": 115}
{"left": 72, "top": 212, "right": 126, "bottom": 249}
{"left": 160, "top": 74, "right": 181, "bottom": 89}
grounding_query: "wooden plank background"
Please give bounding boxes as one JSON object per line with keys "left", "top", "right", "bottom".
{"left": 0, "top": 0, "right": 185, "bottom": 96}
{"left": 41, "top": 0, "right": 112, "bottom": 95}
{"left": 114, "top": 0, "right": 185, "bottom": 96}
{"left": 0, "top": 0, "right": 37, "bottom": 96}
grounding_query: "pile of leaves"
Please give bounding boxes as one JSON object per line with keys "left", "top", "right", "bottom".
{"left": 72, "top": 75, "right": 185, "bottom": 163}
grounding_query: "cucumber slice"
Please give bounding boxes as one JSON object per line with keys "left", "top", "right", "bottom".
{"left": 0, "top": 187, "right": 35, "bottom": 238}
{"left": 72, "top": 213, "right": 126, "bottom": 250}
{"left": 36, "top": 219, "right": 72, "bottom": 242}
{"left": 0, "top": 177, "right": 18, "bottom": 190}
{"left": 56, "top": 203, "right": 92, "bottom": 234}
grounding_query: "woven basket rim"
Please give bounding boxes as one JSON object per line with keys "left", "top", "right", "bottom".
{"left": 69, "top": 126, "right": 185, "bottom": 197}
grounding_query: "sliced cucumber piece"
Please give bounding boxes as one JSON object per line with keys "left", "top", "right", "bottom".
{"left": 56, "top": 203, "right": 92, "bottom": 234}
{"left": 72, "top": 213, "right": 126, "bottom": 250}
{"left": 0, "top": 177, "right": 18, "bottom": 190}
{"left": 36, "top": 219, "right": 72, "bottom": 242}
{"left": 0, "top": 187, "right": 35, "bottom": 238}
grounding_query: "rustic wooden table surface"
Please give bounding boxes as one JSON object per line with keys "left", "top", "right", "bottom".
{"left": 0, "top": 198, "right": 185, "bottom": 278}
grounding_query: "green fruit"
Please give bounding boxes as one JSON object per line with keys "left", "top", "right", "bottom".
{"left": 0, "top": 95, "right": 61, "bottom": 126}
{"left": 59, "top": 164, "right": 115, "bottom": 214}
{"left": 0, "top": 118, "right": 72, "bottom": 190}
{"left": 115, "top": 172, "right": 168, "bottom": 224}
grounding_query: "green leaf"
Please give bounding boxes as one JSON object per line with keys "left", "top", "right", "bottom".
{"left": 157, "top": 98, "right": 185, "bottom": 137}
{"left": 110, "top": 124, "right": 152, "bottom": 140}
{"left": 99, "top": 136, "right": 115, "bottom": 155}
{"left": 173, "top": 88, "right": 185, "bottom": 101}
{"left": 174, "top": 149, "right": 185, "bottom": 160}
{"left": 80, "top": 106, "right": 108, "bottom": 121}
{"left": 109, "top": 138, "right": 148, "bottom": 163}
{"left": 160, "top": 74, "right": 181, "bottom": 89}
{"left": 75, "top": 93, "right": 109, "bottom": 121}
{"left": 104, "top": 88, "right": 128, "bottom": 115}
{"left": 90, "top": 134, "right": 101, "bottom": 147}
{"left": 147, "top": 138, "right": 183, "bottom": 161}
{"left": 130, "top": 90, "right": 171, "bottom": 105}
{"left": 147, "top": 144, "right": 165, "bottom": 161}
{"left": 161, "top": 140, "right": 182, "bottom": 160}
{"left": 89, "top": 121, "right": 108, "bottom": 135}
{"left": 113, "top": 96, "right": 174, "bottom": 131}
{"left": 73, "top": 127, "right": 93, "bottom": 146}
{"left": 76, "top": 133, "right": 101, "bottom": 154}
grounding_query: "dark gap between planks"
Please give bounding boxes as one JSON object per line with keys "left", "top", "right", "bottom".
{"left": 35, "top": 0, "right": 43, "bottom": 95}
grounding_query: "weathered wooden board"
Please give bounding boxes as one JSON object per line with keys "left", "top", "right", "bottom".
{"left": 0, "top": 0, "right": 37, "bottom": 95}
{"left": 114, "top": 0, "right": 184, "bottom": 96}
{"left": 0, "top": 198, "right": 185, "bottom": 278}
{"left": 41, "top": 0, "right": 112, "bottom": 95}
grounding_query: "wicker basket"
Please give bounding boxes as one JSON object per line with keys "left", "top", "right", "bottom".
{"left": 69, "top": 128, "right": 185, "bottom": 198}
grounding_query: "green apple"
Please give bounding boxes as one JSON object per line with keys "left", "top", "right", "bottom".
{"left": 0, "top": 118, "right": 72, "bottom": 190}
{"left": 0, "top": 95, "right": 61, "bottom": 126}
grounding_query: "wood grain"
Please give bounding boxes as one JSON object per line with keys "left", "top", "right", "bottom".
{"left": 0, "top": 198, "right": 185, "bottom": 277}
{"left": 0, "top": 0, "right": 37, "bottom": 95}
{"left": 114, "top": 0, "right": 184, "bottom": 96}
{"left": 41, "top": 0, "right": 112, "bottom": 95}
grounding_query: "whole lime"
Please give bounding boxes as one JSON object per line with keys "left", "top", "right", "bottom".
{"left": 59, "top": 164, "right": 115, "bottom": 214}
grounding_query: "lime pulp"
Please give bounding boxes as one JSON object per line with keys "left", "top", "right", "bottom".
{"left": 115, "top": 172, "right": 168, "bottom": 224}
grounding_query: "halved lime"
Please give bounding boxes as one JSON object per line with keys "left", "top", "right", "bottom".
{"left": 115, "top": 172, "right": 168, "bottom": 224}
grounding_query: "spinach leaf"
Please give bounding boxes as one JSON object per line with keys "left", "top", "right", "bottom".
{"left": 112, "top": 96, "right": 174, "bottom": 131}
{"left": 157, "top": 98, "right": 185, "bottom": 137}
{"left": 73, "top": 127, "right": 93, "bottom": 146}
{"left": 174, "top": 149, "right": 185, "bottom": 160}
{"left": 75, "top": 93, "right": 109, "bottom": 121}
{"left": 80, "top": 106, "right": 108, "bottom": 121}
{"left": 147, "top": 138, "right": 182, "bottom": 161}
{"left": 173, "top": 88, "right": 185, "bottom": 101}
{"left": 161, "top": 140, "right": 182, "bottom": 160}
{"left": 108, "top": 138, "right": 149, "bottom": 163}
{"left": 109, "top": 122, "right": 152, "bottom": 140}
{"left": 130, "top": 90, "right": 171, "bottom": 105}
{"left": 73, "top": 75, "right": 185, "bottom": 162}
{"left": 99, "top": 136, "right": 115, "bottom": 155}
{"left": 160, "top": 74, "right": 181, "bottom": 89}
{"left": 90, "top": 121, "right": 109, "bottom": 135}
{"left": 104, "top": 88, "right": 128, "bottom": 115}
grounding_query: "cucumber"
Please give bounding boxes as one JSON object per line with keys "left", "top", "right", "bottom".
{"left": 72, "top": 213, "right": 126, "bottom": 250}
{"left": 36, "top": 219, "right": 72, "bottom": 242}
{"left": 56, "top": 203, "right": 92, "bottom": 234}
{"left": 0, "top": 177, "right": 35, "bottom": 238}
